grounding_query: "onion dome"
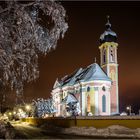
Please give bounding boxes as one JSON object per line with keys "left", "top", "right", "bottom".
{"left": 100, "top": 16, "right": 117, "bottom": 43}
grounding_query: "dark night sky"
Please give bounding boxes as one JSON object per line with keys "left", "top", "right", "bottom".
{"left": 23, "top": 1, "right": 140, "bottom": 113}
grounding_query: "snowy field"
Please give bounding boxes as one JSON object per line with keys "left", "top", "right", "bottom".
{"left": 0, "top": 120, "right": 140, "bottom": 139}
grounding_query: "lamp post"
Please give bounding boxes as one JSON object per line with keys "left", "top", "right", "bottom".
{"left": 126, "top": 106, "right": 131, "bottom": 116}
{"left": 25, "top": 105, "right": 31, "bottom": 117}
{"left": 13, "top": 111, "right": 16, "bottom": 115}
{"left": 18, "top": 108, "right": 22, "bottom": 113}
{"left": 9, "top": 112, "right": 12, "bottom": 116}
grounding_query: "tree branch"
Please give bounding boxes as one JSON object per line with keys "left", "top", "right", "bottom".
{"left": 19, "top": 2, "right": 35, "bottom": 8}
{"left": 0, "top": 7, "right": 10, "bottom": 14}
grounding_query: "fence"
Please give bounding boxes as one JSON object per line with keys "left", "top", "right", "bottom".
{"left": 21, "top": 116, "right": 140, "bottom": 128}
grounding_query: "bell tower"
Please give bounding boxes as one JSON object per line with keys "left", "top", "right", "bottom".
{"left": 99, "top": 16, "right": 119, "bottom": 115}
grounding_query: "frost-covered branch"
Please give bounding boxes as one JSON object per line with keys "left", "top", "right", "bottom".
{"left": 0, "top": 0, "right": 68, "bottom": 95}
{"left": 32, "top": 98, "right": 56, "bottom": 117}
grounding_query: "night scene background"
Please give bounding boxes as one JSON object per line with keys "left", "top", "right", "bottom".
{"left": 13, "top": 1, "right": 140, "bottom": 113}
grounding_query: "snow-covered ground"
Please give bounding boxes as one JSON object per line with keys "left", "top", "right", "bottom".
{"left": 10, "top": 121, "right": 140, "bottom": 139}
{"left": 0, "top": 120, "right": 17, "bottom": 139}
{"left": 40, "top": 123, "right": 140, "bottom": 139}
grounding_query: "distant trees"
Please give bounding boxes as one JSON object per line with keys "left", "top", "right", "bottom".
{"left": 66, "top": 102, "right": 81, "bottom": 116}
{"left": 65, "top": 93, "right": 81, "bottom": 116}
{"left": 32, "top": 98, "right": 56, "bottom": 117}
{"left": 0, "top": 0, "right": 68, "bottom": 95}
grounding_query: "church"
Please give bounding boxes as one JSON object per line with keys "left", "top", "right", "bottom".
{"left": 51, "top": 16, "right": 119, "bottom": 116}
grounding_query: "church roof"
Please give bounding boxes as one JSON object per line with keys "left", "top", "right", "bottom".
{"left": 53, "top": 62, "right": 111, "bottom": 89}
{"left": 62, "top": 68, "right": 83, "bottom": 86}
{"left": 76, "top": 63, "right": 111, "bottom": 82}
{"left": 53, "top": 78, "right": 61, "bottom": 89}
{"left": 62, "top": 93, "right": 78, "bottom": 104}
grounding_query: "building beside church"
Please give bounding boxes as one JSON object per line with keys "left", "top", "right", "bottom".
{"left": 51, "top": 16, "right": 119, "bottom": 116}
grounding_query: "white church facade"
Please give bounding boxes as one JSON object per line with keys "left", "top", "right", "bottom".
{"left": 51, "top": 16, "right": 119, "bottom": 117}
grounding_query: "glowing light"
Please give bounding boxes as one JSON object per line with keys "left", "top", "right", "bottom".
{"left": 126, "top": 106, "right": 132, "bottom": 115}
{"left": 18, "top": 108, "right": 22, "bottom": 112}
{"left": 25, "top": 105, "right": 31, "bottom": 111}
{"left": 4, "top": 113, "right": 7, "bottom": 117}
{"left": 9, "top": 112, "right": 12, "bottom": 115}
{"left": 126, "top": 106, "right": 130, "bottom": 110}
{"left": 13, "top": 111, "right": 16, "bottom": 115}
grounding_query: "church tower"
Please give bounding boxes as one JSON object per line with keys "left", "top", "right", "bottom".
{"left": 99, "top": 16, "right": 119, "bottom": 115}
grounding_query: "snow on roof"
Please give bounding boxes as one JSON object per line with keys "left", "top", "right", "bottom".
{"left": 100, "top": 16, "right": 117, "bottom": 43}
{"left": 62, "top": 68, "right": 83, "bottom": 86}
{"left": 100, "top": 29, "right": 117, "bottom": 41}
{"left": 62, "top": 93, "right": 78, "bottom": 104}
{"left": 53, "top": 78, "right": 61, "bottom": 89}
{"left": 55, "top": 63, "right": 111, "bottom": 89}
{"left": 78, "top": 63, "right": 111, "bottom": 82}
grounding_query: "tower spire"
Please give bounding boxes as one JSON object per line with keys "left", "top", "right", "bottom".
{"left": 105, "top": 15, "right": 111, "bottom": 30}
{"left": 107, "top": 15, "right": 110, "bottom": 21}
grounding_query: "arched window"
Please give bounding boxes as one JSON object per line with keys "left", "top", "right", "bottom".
{"left": 87, "top": 86, "right": 90, "bottom": 92}
{"left": 102, "top": 95, "right": 106, "bottom": 112}
{"left": 87, "top": 95, "right": 90, "bottom": 112}
{"left": 102, "top": 86, "right": 106, "bottom": 91}
{"left": 110, "top": 49, "right": 114, "bottom": 62}
{"left": 103, "top": 49, "right": 106, "bottom": 63}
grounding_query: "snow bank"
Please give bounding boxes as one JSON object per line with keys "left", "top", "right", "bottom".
{"left": 0, "top": 121, "right": 16, "bottom": 139}
{"left": 40, "top": 123, "right": 140, "bottom": 138}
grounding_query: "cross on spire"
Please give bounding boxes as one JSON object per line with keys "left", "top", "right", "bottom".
{"left": 105, "top": 15, "right": 111, "bottom": 29}
{"left": 107, "top": 15, "right": 110, "bottom": 21}
{"left": 94, "top": 57, "right": 96, "bottom": 63}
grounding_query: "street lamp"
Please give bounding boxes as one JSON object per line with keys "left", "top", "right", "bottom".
{"left": 9, "top": 112, "right": 12, "bottom": 116}
{"left": 4, "top": 113, "right": 7, "bottom": 117}
{"left": 25, "top": 105, "right": 31, "bottom": 117}
{"left": 126, "top": 106, "right": 131, "bottom": 116}
{"left": 25, "top": 105, "right": 31, "bottom": 111}
{"left": 18, "top": 108, "right": 22, "bottom": 112}
{"left": 13, "top": 111, "right": 16, "bottom": 115}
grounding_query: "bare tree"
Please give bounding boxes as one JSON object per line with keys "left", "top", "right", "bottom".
{"left": 0, "top": 0, "right": 68, "bottom": 96}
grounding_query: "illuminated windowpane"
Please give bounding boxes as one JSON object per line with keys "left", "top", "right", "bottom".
{"left": 102, "top": 95, "right": 106, "bottom": 112}
{"left": 111, "top": 49, "right": 114, "bottom": 62}
{"left": 103, "top": 50, "right": 106, "bottom": 63}
{"left": 87, "top": 95, "right": 91, "bottom": 112}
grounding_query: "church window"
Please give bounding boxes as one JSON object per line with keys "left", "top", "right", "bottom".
{"left": 87, "top": 86, "right": 90, "bottom": 92}
{"left": 110, "top": 49, "right": 114, "bottom": 62}
{"left": 102, "top": 86, "right": 106, "bottom": 91}
{"left": 102, "top": 95, "right": 106, "bottom": 112}
{"left": 87, "top": 95, "right": 91, "bottom": 112}
{"left": 103, "top": 49, "right": 106, "bottom": 63}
